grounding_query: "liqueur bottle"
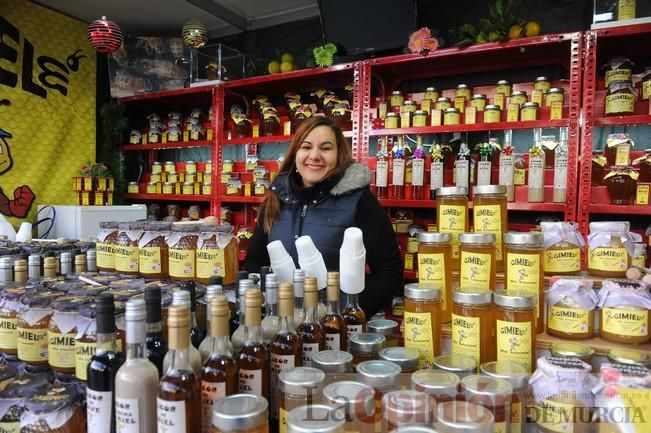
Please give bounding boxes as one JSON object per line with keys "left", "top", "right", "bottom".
{"left": 237, "top": 288, "right": 270, "bottom": 402}
{"left": 296, "top": 277, "right": 325, "bottom": 367}
{"left": 320, "top": 272, "right": 347, "bottom": 351}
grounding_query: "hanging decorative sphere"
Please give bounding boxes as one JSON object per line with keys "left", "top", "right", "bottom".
{"left": 182, "top": 19, "right": 208, "bottom": 48}
{"left": 87, "top": 16, "right": 123, "bottom": 54}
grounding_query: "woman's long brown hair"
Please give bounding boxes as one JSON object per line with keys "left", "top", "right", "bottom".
{"left": 260, "top": 116, "right": 352, "bottom": 233}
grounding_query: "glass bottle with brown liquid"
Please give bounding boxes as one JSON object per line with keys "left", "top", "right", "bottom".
{"left": 157, "top": 304, "right": 201, "bottom": 433}
{"left": 320, "top": 272, "right": 347, "bottom": 351}
{"left": 342, "top": 291, "right": 366, "bottom": 337}
{"left": 297, "top": 277, "right": 325, "bottom": 367}
{"left": 201, "top": 296, "right": 236, "bottom": 433}
{"left": 237, "top": 288, "right": 270, "bottom": 402}
{"left": 270, "top": 282, "right": 302, "bottom": 423}
{"left": 376, "top": 138, "right": 389, "bottom": 199}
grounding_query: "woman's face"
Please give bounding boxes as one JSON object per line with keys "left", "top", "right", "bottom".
{"left": 295, "top": 125, "right": 338, "bottom": 187}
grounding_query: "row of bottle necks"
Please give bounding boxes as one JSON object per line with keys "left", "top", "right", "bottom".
{"left": 0, "top": 249, "right": 97, "bottom": 282}
{"left": 84, "top": 270, "right": 371, "bottom": 433}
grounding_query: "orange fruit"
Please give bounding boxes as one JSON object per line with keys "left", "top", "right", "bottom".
{"left": 508, "top": 24, "right": 523, "bottom": 40}
{"left": 524, "top": 21, "right": 541, "bottom": 37}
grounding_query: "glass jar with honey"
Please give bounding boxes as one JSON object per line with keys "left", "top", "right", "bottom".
{"left": 602, "top": 57, "right": 634, "bottom": 88}
{"left": 196, "top": 225, "right": 237, "bottom": 285}
{"left": 403, "top": 284, "right": 441, "bottom": 368}
{"left": 138, "top": 221, "right": 171, "bottom": 279}
{"left": 435, "top": 401, "right": 494, "bottom": 433}
{"left": 604, "top": 133, "right": 634, "bottom": 167}
{"left": 17, "top": 290, "right": 64, "bottom": 365}
{"left": 322, "top": 381, "right": 375, "bottom": 433}
{"left": 381, "top": 390, "right": 433, "bottom": 432}
{"left": 47, "top": 296, "right": 89, "bottom": 374}
{"left": 470, "top": 94, "right": 487, "bottom": 111}
{"left": 390, "top": 90, "right": 404, "bottom": 108}
{"left": 456, "top": 84, "right": 472, "bottom": 101}
{"left": 545, "top": 88, "right": 564, "bottom": 107}
{"left": 367, "top": 319, "right": 399, "bottom": 347}
{"left": 461, "top": 375, "right": 512, "bottom": 433}
{"left": 607, "top": 348, "right": 651, "bottom": 369}
{"left": 493, "top": 290, "right": 537, "bottom": 372}
{"left": 480, "top": 360, "right": 529, "bottom": 433}
{"left": 534, "top": 77, "right": 551, "bottom": 92}
{"left": 356, "top": 359, "right": 402, "bottom": 431}
{"left": 411, "top": 369, "right": 459, "bottom": 402}
{"left": 278, "top": 367, "right": 326, "bottom": 430}
{"left": 378, "top": 347, "right": 420, "bottom": 375}
{"left": 587, "top": 221, "right": 634, "bottom": 277}
{"left": 451, "top": 288, "right": 494, "bottom": 365}
{"left": 459, "top": 233, "right": 496, "bottom": 291}
{"left": 433, "top": 354, "right": 477, "bottom": 378}
{"left": 540, "top": 222, "right": 584, "bottom": 276}
{"left": 604, "top": 167, "right": 638, "bottom": 205}
{"left": 549, "top": 342, "right": 595, "bottom": 364}
{"left": 436, "top": 187, "right": 469, "bottom": 270}
{"left": 605, "top": 80, "right": 636, "bottom": 116}
{"left": 598, "top": 279, "right": 651, "bottom": 344}
{"left": 212, "top": 394, "right": 269, "bottom": 433}
{"left": 546, "top": 279, "right": 598, "bottom": 340}
{"left": 385, "top": 112, "right": 399, "bottom": 129}
{"left": 423, "top": 87, "right": 438, "bottom": 102}
{"left": 510, "top": 91, "right": 528, "bottom": 106}
{"left": 349, "top": 333, "right": 386, "bottom": 368}
{"left": 114, "top": 222, "right": 144, "bottom": 275}
{"left": 96, "top": 221, "right": 119, "bottom": 272}
{"left": 435, "top": 97, "right": 452, "bottom": 111}
{"left": 417, "top": 232, "right": 452, "bottom": 322}
{"left": 484, "top": 104, "right": 501, "bottom": 123}
{"left": 167, "top": 224, "right": 199, "bottom": 281}
{"left": 495, "top": 80, "right": 512, "bottom": 97}
{"left": 472, "top": 185, "right": 507, "bottom": 271}
{"left": 312, "top": 350, "right": 353, "bottom": 386}
{"left": 443, "top": 108, "right": 461, "bottom": 125}
{"left": 0, "top": 286, "right": 28, "bottom": 356}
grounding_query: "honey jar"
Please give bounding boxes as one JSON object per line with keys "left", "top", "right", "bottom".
{"left": 114, "top": 222, "right": 144, "bottom": 275}
{"left": 164, "top": 161, "right": 176, "bottom": 172}
{"left": 381, "top": 390, "right": 432, "bottom": 432}
{"left": 17, "top": 290, "right": 64, "bottom": 365}
{"left": 587, "top": 221, "right": 634, "bottom": 277}
{"left": 378, "top": 347, "right": 420, "bottom": 374}
{"left": 603, "top": 57, "right": 634, "bottom": 88}
{"left": 424, "top": 87, "right": 439, "bottom": 101}
{"left": 417, "top": 232, "right": 452, "bottom": 322}
{"left": 436, "top": 187, "right": 469, "bottom": 269}
{"left": 390, "top": 90, "right": 404, "bottom": 108}
{"left": 212, "top": 394, "right": 269, "bottom": 433}
{"left": 435, "top": 401, "right": 494, "bottom": 433}
{"left": 278, "top": 367, "right": 325, "bottom": 429}
{"left": 367, "top": 319, "right": 399, "bottom": 347}
{"left": 412, "top": 110, "right": 428, "bottom": 127}
{"left": 403, "top": 284, "right": 441, "bottom": 368}
{"left": 0, "top": 286, "right": 27, "bottom": 355}
{"left": 598, "top": 279, "right": 651, "bottom": 344}
{"left": 540, "top": 222, "right": 584, "bottom": 275}
{"left": 139, "top": 221, "right": 171, "bottom": 279}
{"left": 545, "top": 87, "right": 564, "bottom": 107}
{"left": 495, "top": 80, "right": 512, "bottom": 97}
{"left": 146, "top": 182, "right": 156, "bottom": 194}
{"left": 480, "top": 361, "right": 529, "bottom": 433}
{"left": 162, "top": 182, "right": 173, "bottom": 194}
{"left": 546, "top": 278, "right": 598, "bottom": 340}
{"left": 509, "top": 91, "right": 528, "bottom": 106}
{"left": 411, "top": 369, "right": 459, "bottom": 402}
{"left": 356, "top": 359, "right": 402, "bottom": 430}
{"left": 167, "top": 224, "right": 199, "bottom": 281}
{"left": 435, "top": 97, "right": 452, "bottom": 111}
{"left": 520, "top": 102, "right": 539, "bottom": 121}
{"left": 47, "top": 296, "right": 89, "bottom": 374}
{"left": 451, "top": 288, "right": 494, "bottom": 365}
{"left": 443, "top": 108, "right": 461, "bottom": 125}
{"left": 461, "top": 375, "right": 512, "bottom": 433}
{"left": 385, "top": 112, "right": 399, "bottom": 129}
{"left": 494, "top": 290, "right": 537, "bottom": 372}
{"left": 185, "top": 160, "right": 197, "bottom": 174}
{"left": 182, "top": 181, "right": 194, "bottom": 195}
{"left": 96, "top": 221, "right": 119, "bottom": 272}
{"left": 322, "top": 381, "right": 375, "bottom": 433}
{"left": 349, "top": 333, "right": 386, "bottom": 368}
{"left": 455, "top": 84, "right": 472, "bottom": 101}
{"left": 459, "top": 233, "right": 497, "bottom": 291}
{"left": 470, "top": 94, "right": 487, "bottom": 111}
{"left": 152, "top": 161, "right": 162, "bottom": 173}
{"left": 534, "top": 76, "right": 551, "bottom": 92}
{"left": 127, "top": 182, "right": 138, "bottom": 193}
{"left": 483, "top": 104, "right": 501, "bottom": 123}
{"left": 433, "top": 354, "right": 477, "bottom": 378}
{"left": 604, "top": 167, "right": 638, "bottom": 205}
{"left": 312, "top": 350, "right": 353, "bottom": 386}
{"left": 472, "top": 185, "right": 507, "bottom": 271}
{"left": 196, "top": 225, "right": 237, "bottom": 285}
{"left": 607, "top": 348, "right": 651, "bottom": 368}
{"left": 167, "top": 171, "right": 178, "bottom": 183}
{"left": 605, "top": 80, "right": 636, "bottom": 116}
{"left": 604, "top": 133, "right": 634, "bottom": 167}
{"left": 402, "top": 100, "right": 417, "bottom": 114}
{"left": 549, "top": 342, "right": 595, "bottom": 364}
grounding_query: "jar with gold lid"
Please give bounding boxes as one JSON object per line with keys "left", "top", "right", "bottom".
{"left": 390, "top": 90, "right": 404, "bottom": 108}
{"left": 443, "top": 108, "right": 461, "bottom": 125}
{"left": 546, "top": 278, "right": 598, "bottom": 339}
{"left": 96, "top": 221, "right": 119, "bottom": 272}
{"left": 436, "top": 187, "right": 469, "bottom": 270}
{"left": 605, "top": 80, "right": 636, "bottom": 116}
{"left": 435, "top": 401, "right": 494, "bottom": 433}
{"left": 480, "top": 360, "right": 529, "bottom": 433}
{"left": 540, "top": 222, "right": 584, "bottom": 275}
{"left": 433, "top": 354, "right": 477, "bottom": 378}
{"left": 451, "top": 288, "right": 494, "bottom": 365}
{"left": 0, "top": 286, "right": 28, "bottom": 355}
{"left": 403, "top": 284, "right": 441, "bottom": 368}
{"left": 167, "top": 224, "right": 199, "bottom": 281}
{"left": 435, "top": 97, "right": 452, "bottom": 111}
{"left": 587, "top": 221, "right": 635, "bottom": 277}
{"left": 607, "top": 348, "right": 651, "bottom": 368}
{"left": 455, "top": 84, "right": 472, "bottom": 101}
{"left": 114, "top": 222, "right": 144, "bottom": 275}
{"left": 473, "top": 185, "right": 507, "bottom": 271}
{"left": 549, "top": 342, "right": 595, "bottom": 364}
{"left": 417, "top": 232, "right": 452, "bottom": 322}
{"left": 598, "top": 279, "right": 651, "bottom": 344}
{"left": 17, "top": 290, "right": 65, "bottom": 365}
{"left": 494, "top": 290, "right": 537, "bottom": 372}
{"left": 138, "top": 221, "right": 171, "bottom": 279}
{"left": 459, "top": 233, "right": 496, "bottom": 291}
{"left": 602, "top": 57, "right": 634, "bottom": 88}
{"left": 470, "top": 94, "right": 487, "bottom": 111}
{"left": 411, "top": 369, "right": 459, "bottom": 402}
{"left": 461, "top": 375, "right": 512, "bottom": 433}
{"left": 483, "top": 104, "right": 501, "bottom": 123}
{"left": 495, "top": 80, "right": 512, "bottom": 97}
{"left": 510, "top": 91, "right": 528, "bottom": 106}
{"left": 47, "top": 296, "right": 89, "bottom": 374}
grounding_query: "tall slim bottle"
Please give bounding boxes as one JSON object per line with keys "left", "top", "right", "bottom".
{"left": 237, "top": 288, "right": 270, "bottom": 402}
{"left": 320, "top": 272, "right": 347, "bottom": 351}
{"left": 229, "top": 270, "right": 249, "bottom": 335}
{"left": 231, "top": 279, "right": 252, "bottom": 351}
{"left": 144, "top": 286, "right": 168, "bottom": 377}
{"left": 157, "top": 305, "right": 201, "bottom": 433}
{"left": 376, "top": 137, "right": 389, "bottom": 199}
{"left": 261, "top": 273, "right": 280, "bottom": 344}
{"left": 293, "top": 270, "right": 305, "bottom": 329}
{"left": 115, "top": 298, "right": 159, "bottom": 433}
{"left": 391, "top": 136, "right": 406, "bottom": 199}
{"left": 200, "top": 296, "right": 236, "bottom": 433}
{"left": 270, "top": 282, "right": 302, "bottom": 421}
{"left": 87, "top": 292, "right": 125, "bottom": 433}
{"left": 258, "top": 266, "right": 271, "bottom": 318}
{"left": 342, "top": 292, "right": 366, "bottom": 336}
{"left": 163, "top": 291, "right": 202, "bottom": 375}
{"left": 199, "top": 283, "right": 233, "bottom": 361}
{"left": 180, "top": 281, "right": 203, "bottom": 348}
{"left": 297, "top": 277, "right": 325, "bottom": 367}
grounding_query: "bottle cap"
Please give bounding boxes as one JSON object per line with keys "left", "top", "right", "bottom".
{"left": 267, "top": 240, "right": 297, "bottom": 285}
{"left": 95, "top": 292, "right": 116, "bottom": 334}
{"left": 339, "top": 227, "right": 365, "bottom": 295}
{"left": 293, "top": 269, "right": 305, "bottom": 298}
{"left": 125, "top": 298, "right": 146, "bottom": 322}
{"left": 296, "top": 236, "right": 327, "bottom": 290}
{"left": 144, "top": 286, "right": 162, "bottom": 323}
{"left": 172, "top": 289, "right": 190, "bottom": 307}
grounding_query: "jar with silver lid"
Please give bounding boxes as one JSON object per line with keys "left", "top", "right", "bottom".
{"left": 367, "top": 319, "right": 399, "bottom": 347}
{"left": 382, "top": 390, "right": 433, "bottom": 432}
{"left": 435, "top": 400, "right": 495, "bottom": 433}
{"left": 27, "top": 255, "right": 41, "bottom": 280}
{"left": 312, "top": 350, "right": 353, "bottom": 385}
{"left": 461, "top": 375, "right": 512, "bottom": 433}
{"left": 212, "top": 394, "right": 268, "bottom": 433}
{"left": 322, "top": 381, "right": 375, "bottom": 432}
{"left": 286, "top": 404, "right": 345, "bottom": 433}
{"left": 349, "top": 333, "right": 386, "bottom": 367}
{"left": 411, "top": 369, "right": 460, "bottom": 402}
{"left": 0, "top": 257, "right": 13, "bottom": 282}
{"left": 278, "top": 367, "right": 326, "bottom": 426}
{"left": 433, "top": 354, "right": 477, "bottom": 377}
{"left": 60, "top": 252, "right": 72, "bottom": 276}
{"left": 379, "top": 347, "right": 420, "bottom": 389}
{"left": 480, "top": 360, "right": 529, "bottom": 433}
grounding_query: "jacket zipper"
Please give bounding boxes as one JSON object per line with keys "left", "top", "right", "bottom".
{"left": 301, "top": 204, "right": 308, "bottom": 217}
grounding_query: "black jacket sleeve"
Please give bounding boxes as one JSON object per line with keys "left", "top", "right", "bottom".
{"left": 244, "top": 210, "right": 271, "bottom": 273}
{"left": 354, "top": 190, "right": 404, "bottom": 318}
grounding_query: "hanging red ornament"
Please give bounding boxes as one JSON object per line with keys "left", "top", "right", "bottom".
{"left": 87, "top": 16, "right": 123, "bottom": 54}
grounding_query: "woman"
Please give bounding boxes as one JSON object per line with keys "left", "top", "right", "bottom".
{"left": 245, "top": 116, "right": 403, "bottom": 317}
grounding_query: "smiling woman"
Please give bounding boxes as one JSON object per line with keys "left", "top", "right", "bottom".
{"left": 245, "top": 116, "right": 403, "bottom": 318}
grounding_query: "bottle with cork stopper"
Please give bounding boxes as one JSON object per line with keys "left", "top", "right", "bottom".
{"left": 296, "top": 276, "right": 325, "bottom": 367}
{"left": 237, "top": 287, "right": 270, "bottom": 403}
{"left": 320, "top": 271, "right": 347, "bottom": 351}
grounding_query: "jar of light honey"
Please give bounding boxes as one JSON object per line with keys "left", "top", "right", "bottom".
{"left": 587, "top": 221, "right": 634, "bottom": 277}
{"left": 472, "top": 185, "right": 507, "bottom": 272}
{"left": 470, "top": 94, "right": 487, "bottom": 111}
{"left": 444, "top": 108, "right": 461, "bottom": 125}
{"left": 432, "top": 354, "right": 477, "bottom": 378}
{"left": 417, "top": 232, "right": 452, "bottom": 323}
{"left": 424, "top": 87, "right": 439, "bottom": 102}
{"left": 598, "top": 279, "right": 651, "bottom": 344}
{"left": 451, "top": 288, "right": 494, "bottom": 365}
{"left": 480, "top": 360, "right": 529, "bottom": 433}
{"left": 390, "top": 90, "right": 405, "bottom": 108}
{"left": 540, "top": 222, "right": 584, "bottom": 276}
{"left": 545, "top": 88, "right": 564, "bottom": 107}
{"left": 520, "top": 102, "right": 539, "bottom": 121}
{"left": 549, "top": 342, "right": 595, "bottom": 364}
{"left": 436, "top": 187, "right": 469, "bottom": 270}
{"left": 385, "top": 112, "right": 399, "bottom": 129}
{"left": 456, "top": 84, "right": 472, "bottom": 101}
{"left": 510, "top": 91, "right": 528, "bottom": 106}
{"left": 435, "top": 97, "right": 452, "bottom": 111}
{"left": 483, "top": 105, "right": 501, "bottom": 123}
{"left": 546, "top": 279, "right": 598, "bottom": 340}
{"left": 411, "top": 369, "right": 460, "bottom": 402}
{"left": 495, "top": 80, "right": 512, "bottom": 97}
{"left": 459, "top": 233, "right": 497, "bottom": 291}
{"left": 494, "top": 290, "right": 537, "bottom": 372}
{"left": 461, "top": 375, "right": 513, "bottom": 433}
{"left": 403, "top": 284, "right": 441, "bottom": 368}
{"left": 412, "top": 110, "right": 428, "bottom": 127}
{"left": 534, "top": 77, "right": 551, "bottom": 92}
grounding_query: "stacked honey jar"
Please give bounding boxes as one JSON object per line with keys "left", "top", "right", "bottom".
{"left": 127, "top": 159, "right": 213, "bottom": 196}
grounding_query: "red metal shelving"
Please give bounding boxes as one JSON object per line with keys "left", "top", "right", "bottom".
{"left": 220, "top": 196, "right": 265, "bottom": 204}
{"left": 368, "top": 119, "right": 570, "bottom": 136}
{"left": 378, "top": 199, "right": 565, "bottom": 212}
{"left": 593, "top": 114, "right": 651, "bottom": 126}
{"left": 120, "top": 140, "right": 212, "bottom": 151}
{"left": 124, "top": 193, "right": 211, "bottom": 202}
{"left": 223, "top": 130, "right": 353, "bottom": 146}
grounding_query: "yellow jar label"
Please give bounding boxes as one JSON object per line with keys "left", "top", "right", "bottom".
{"left": 588, "top": 247, "right": 628, "bottom": 272}
{"left": 390, "top": 94, "right": 404, "bottom": 107}
{"left": 473, "top": 204, "right": 503, "bottom": 260}
{"left": 418, "top": 253, "right": 447, "bottom": 312}
{"left": 439, "top": 205, "right": 466, "bottom": 259}
{"left": 169, "top": 248, "right": 195, "bottom": 278}
{"left": 550, "top": 101, "right": 563, "bottom": 120}
{"left": 413, "top": 115, "right": 427, "bottom": 127}
{"left": 451, "top": 314, "right": 480, "bottom": 362}
{"left": 471, "top": 99, "right": 485, "bottom": 111}
{"left": 421, "top": 99, "right": 432, "bottom": 113}
{"left": 0, "top": 421, "right": 20, "bottom": 433}
{"left": 507, "top": 103, "right": 520, "bottom": 122}
{"left": 484, "top": 110, "right": 500, "bottom": 123}
{"left": 637, "top": 184, "right": 650, "bottom": 205}
{"left": 532, "top": 90, "right": 543, "bottom": 107}
{"left": 76, "top": 340, "right": 96, "bottom": 381}
{"left": 494, "top": 422, "right": 507, "bottom": 433}
{"left": 643, "top": 80, "right": 651, "bottom": 100}
{"left": 96, "top": 243, "right": 114, "bottom": 269}
{"left": 139, "top": 247, "right": 162, "bottom": 275}
{"left": 605, "top": 93, "right": 635, "bottom": 115}
{"left": 615, "top": 144, "right": 630, "bottom": 166}
{"left": 444, "top": 112, "right": 460, "bottom": 125}
{"left": 0, "top": 318, "right": 17, "bottom": 350}
{"left": 279, "top": 406, "right": 288, "bottom": 433}
{"left": 506, "top": 252, "right": 540, "bottom": 291}
{"left": 196, "top": 248, "right": 226, "bottom": 279}
{"left": 535, "top": 399, "right": 577, "bottom": 433}
{"left": 545, "top": 248, "right": 581, "bottom": 273}
{"left": 465, "top": 106, "right": 477, "bottom": 124}
{"left": 48, "top": 331, "right": 76, "bottom": 368}
{"left": 606, "top": 69, "right": 632, "bottom": 87}
{"left": 602, "top": 308, "right": 648, "bottom": 337}
{"left": 404, "top": 253, "right": 414, "bottom": 270}
{"left": 404, "top": 311, "right": 434, "bottom": 368}
{"left": 494, "top": 93, "right": 505, "bottom": 109}
{"left": 514, "top": 168, "right": 526, "bottom": 185}
{"left": 546, "top": 93, "right": 564, "bottom": 107}
{"left": 512, "top": 401, "right": 523, "bottom": 433}
{"left": 496, "top": 319, "right": 532, "bottom": 371}
{"left": 385, "top": 116, "right": 398, "bottom": 129}
{"left": 548, "top": 306, "right": 590, "bottom": 334}
{"left": 400, "top": 112, "right": 411, "bottom": 128}
{"left": 454, "top": 96, "right": 466, "bottom": 113}
{"left": 114, "top": 246, "right": 139, "bottom": 273}
{"left": 460, "top": 252, "right": 492, "bottom": 290}
{"left": 521, "top": 107, "right": 538, "bottom": 121}
{"left": 17, "top": 327, "right": 48, "bottom": 362}
{"left": 633, "top": 254, "right": 646, "bottom": 268}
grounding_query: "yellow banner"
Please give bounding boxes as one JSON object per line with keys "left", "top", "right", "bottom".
{"left": 0, "top": 0, "right": 96, "bottom": 227}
